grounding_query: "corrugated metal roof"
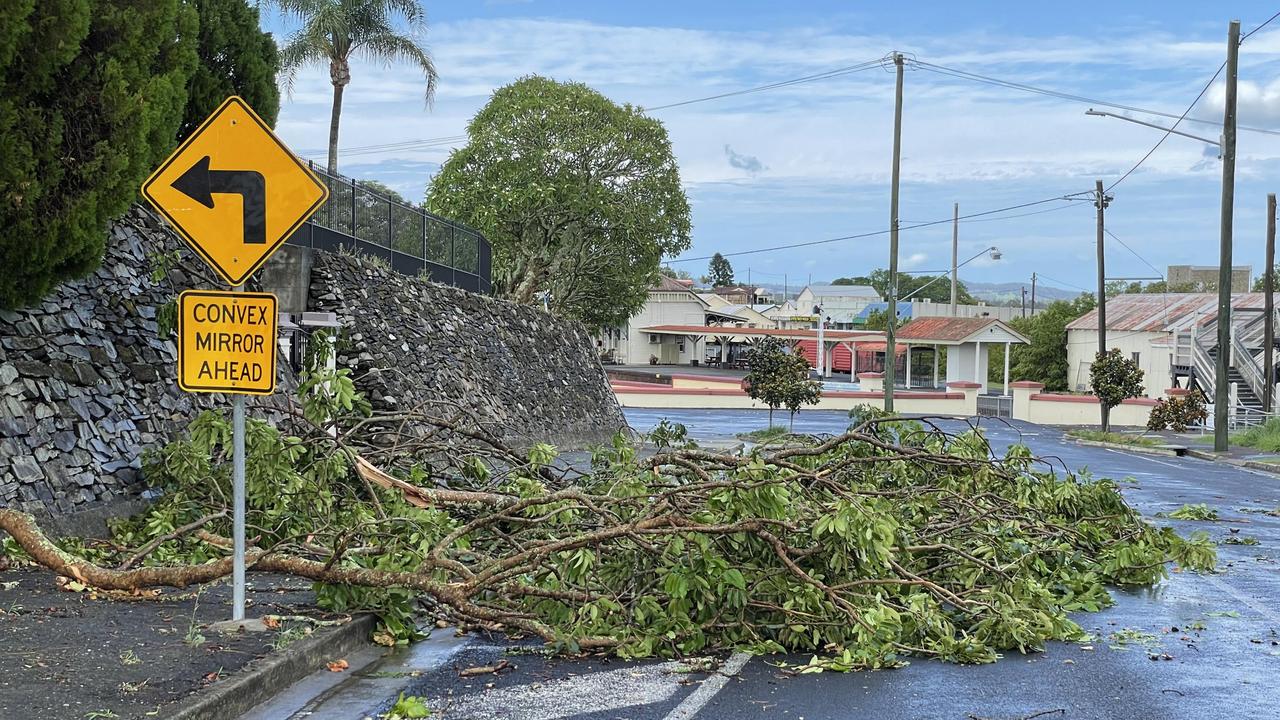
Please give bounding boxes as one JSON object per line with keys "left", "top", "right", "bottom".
{"left": 1065, "top": 293, "right": 1267, "bottom": 332}
{"left": 897, "top": 316, "right": 1026, "bottom": 343}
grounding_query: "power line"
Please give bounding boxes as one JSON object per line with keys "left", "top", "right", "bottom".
{"left": 641, "top": 57, "right": 889, "bottom": 112}
{"left": 1241, "top": 10, "right": 1280, "bottom": 42}
{"left": 668, "top": 192, "right": 1093, "bottom": 263}
{"left": 1104, "top": 228, "right": 1164, "bottom": 279}
{"left": 911, "top": 60, "right": 1280, "bottom": 138}
{"left": 1033, "top": 272, "right": 1090, "bottom": 293}
{"left": 1105, "top": 61, "right": 1225, "bottom": 192}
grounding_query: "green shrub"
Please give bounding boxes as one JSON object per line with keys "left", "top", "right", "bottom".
{"left": 0, "top": 0, "right": 198, "bottom": 308}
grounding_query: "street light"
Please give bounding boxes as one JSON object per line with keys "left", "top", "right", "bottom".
{"left": 900, "top": 246, "right": 1002, "bottom": 303}
{"left": 1085, "top": 109, "right": 1222, "bottom": 158}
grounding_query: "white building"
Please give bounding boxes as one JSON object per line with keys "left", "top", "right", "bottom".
{"left": 793, "top": 284, "right": 882, "bottom": 329}
{"left": 1064, "top": 292, "right": 1269, "bottom": 397}
{"left": 597, "top": 277, "right": 773, "bottom": 365}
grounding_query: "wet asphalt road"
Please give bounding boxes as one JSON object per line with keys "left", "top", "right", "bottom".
{"left": 251, "top": 410, "right": 1280, "bottom": 720}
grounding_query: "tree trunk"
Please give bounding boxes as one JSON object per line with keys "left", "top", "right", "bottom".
{"left": 327, "top": 60, "right": 350, "bottom": 176}
{"left": 1101, "top": 404, "right": 1110, "bottom": 433}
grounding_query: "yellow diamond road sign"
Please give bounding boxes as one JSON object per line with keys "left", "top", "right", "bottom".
{"left": 178, "top": 290, "right": 278, "bottom": 395}
{"left": 141, "top": 96, "right": 328, "bottom": 286}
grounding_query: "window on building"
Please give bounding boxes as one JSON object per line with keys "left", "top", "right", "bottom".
{"left": 1131, "top": 352, "right": 1141, "bottom": 366}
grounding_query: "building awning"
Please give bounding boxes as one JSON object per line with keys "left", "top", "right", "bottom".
{"left": 640, "top": 325, "right": 884, "bottom": 343}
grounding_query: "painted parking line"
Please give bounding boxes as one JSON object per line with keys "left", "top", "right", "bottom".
{"left": 662, "top": 652, "right": 752, "bottom": 720}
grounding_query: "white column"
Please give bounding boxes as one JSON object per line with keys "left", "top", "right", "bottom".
{"left": 905, "top": 345, "right": 912, "bottom": 388}
{"left": 850, "top": 343, "right": 858, "bottom": 381}
{"left": 816, "top": 318, "right": 825, "bottom": 375}
{"left": 933, "top": 347, "right": 939, "bottom": 388}
{"left": 1002, "top": 341, "right": 1011, "bottom": 396}
{"left": 975, "top": 341, "right": 982, "bottom": 390}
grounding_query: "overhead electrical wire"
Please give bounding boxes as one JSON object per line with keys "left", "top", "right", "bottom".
{"left": 1241, "top": 10, "right": 1280, "bottom": 42}
{"left": 667, "top": 192, "right": 1094, "bottom": 264}
{"left": 641, "top": 57, "right": 889, "bottom": 112}
{"left": 1104, "top": 228, "right": 1165, "bottom": 279}
{"left": 1033, "top": 272, "right": 1091, "bottom": 293}
{"left": 911, "top": 60, "right": 1280, "bottom": 138}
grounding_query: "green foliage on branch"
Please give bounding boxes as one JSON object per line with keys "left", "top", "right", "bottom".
{"left": 426, "top": 76, "right": 692, "bottom": 327}
{"left": 180, "top": 0, "right": 280, "bottom": 141}
{"left": 50, "top": 370, "right": 1215, "bottom": 666}
{"left": 0, "top": 0, "right": 198, "bottom": 308}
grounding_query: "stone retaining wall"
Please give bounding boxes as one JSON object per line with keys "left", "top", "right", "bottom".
{"left": 309, "top": 251, "right": 626, "bottom": 449}
{"left": 0, "top": 206, "right": 624, "bottom": 520}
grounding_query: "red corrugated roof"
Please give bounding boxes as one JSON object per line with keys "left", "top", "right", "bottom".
{"left": 896, "top": 316, "right": 1018, "bottom": 342}
{"left": 1065, "top": 293, "right": 1267, "bottom": 332}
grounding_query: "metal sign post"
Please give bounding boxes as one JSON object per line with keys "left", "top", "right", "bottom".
{"left": 141, "top": 96, "right": 328, "bottom": 623}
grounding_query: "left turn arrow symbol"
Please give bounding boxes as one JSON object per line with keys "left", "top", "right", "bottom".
{"left": 171, "top": 155, "right": 267, "bottom": 245}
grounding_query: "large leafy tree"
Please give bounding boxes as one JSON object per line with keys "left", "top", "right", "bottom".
{"left": 708, "top": 253, "right": 735, "bottom": 287}
{"left": 1006, "top": 294, "right": 1096, "bottom": 391}
{"left": 179, "top": 0, "right": 280, "bottom": 141}
{"left": 273, "top": 0, "right": 438, "bottom": 174}
{"left": 427, "top": 76, "right": 692, "bottom": 327}
{"left": 0, "top": 0, "right": 197, "bottom": 309}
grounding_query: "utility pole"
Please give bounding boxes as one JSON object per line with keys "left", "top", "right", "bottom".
{"left": 885, "top": 52, "right": 905, "bottom": 413}
{"left": 1030, "top": 273, "right": 1037, "bottom": 316}
{"left": 1215, "top": 20, "right": 1240, "bottom": 453}
{"left": 1265, "top": 192, "right": 1275, "bottom": 413}
{"left": 1021, "top": 286, "right": 1027, "bottom": 317}
{"left": 1096, "top": 179, "right": 1110, "bottom": 429}
{"left": 950, "top": 202, "right": 959, "bottom": 317}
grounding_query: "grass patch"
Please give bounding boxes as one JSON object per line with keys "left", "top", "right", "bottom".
{"left": 736, "top": 426, "right": 791, "bottom": 443}
{"left": 1233, "top": 418, "right": 1280, "bottom": 451}
{"left": 1067, "top": 430, "right": 1163, "bottom": 447}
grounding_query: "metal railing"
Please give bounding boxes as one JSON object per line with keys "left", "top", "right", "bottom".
{"left": 976, "top": 394, "right": 1013, "bottom": 418}
{"left": 285, "top": 162, "right": 492, "bottom": 294}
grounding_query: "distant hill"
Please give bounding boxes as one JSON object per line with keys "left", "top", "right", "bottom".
{"left": 965, "top": 281, "right": 1084, "bottom": 305}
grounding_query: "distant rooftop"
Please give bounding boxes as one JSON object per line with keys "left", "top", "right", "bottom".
{"left": 1066, "top": 292, "right": 1267, "bottom": 333}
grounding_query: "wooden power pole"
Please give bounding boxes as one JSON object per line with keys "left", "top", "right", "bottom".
{"left": 950, "top": 202, "right": 959, "bottom": 317}
{"left": 885, "top": 52, "right": 905, "bottom": 413}
{"left": 1096, "top": 179, "right": 1110, "bottom": 430}
{"left": 1215, "top": 20, "right": 1240, "bottom": 452}
{"left": 1265, "top": 192, "right": 1276, "bottom": 413}
{"left": 1030, "top": 272, "right": 1037, "bottom": 316}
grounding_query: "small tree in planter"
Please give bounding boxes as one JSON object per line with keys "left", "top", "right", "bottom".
{"left": 1090, "top": 349, "right": 1145, "bottom": 432}
{"left": 780, "top": 352, "right": 823, "bottom": 430}
{"left": 744, "top": 337, "right": 822, "bottom": 427}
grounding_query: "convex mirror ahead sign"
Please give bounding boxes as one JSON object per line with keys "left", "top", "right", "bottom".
{"left": 178, "top": 290, "right": 277, "bottom": 395}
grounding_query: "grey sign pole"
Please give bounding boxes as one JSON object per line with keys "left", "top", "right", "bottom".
{"left": 231, "top": 283, "right": 247, "bottom": 622}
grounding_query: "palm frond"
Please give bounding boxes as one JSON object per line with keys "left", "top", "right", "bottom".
{"left": 356, "top": 31, "right": 438, "bottom": 105}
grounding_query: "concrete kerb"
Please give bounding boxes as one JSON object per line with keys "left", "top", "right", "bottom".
{"left": 1069, "top": 438, "right": 1187, "bottom": 457}
{"left": 1185, "top": 448, "right": 1280, "bottom": 476}
{"left": 166, "top": 613, "right": 378, "bottom": 720}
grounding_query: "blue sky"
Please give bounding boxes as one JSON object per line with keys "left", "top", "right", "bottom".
{"left": 263, "top": 1, "right": 1280, "bottom": 294}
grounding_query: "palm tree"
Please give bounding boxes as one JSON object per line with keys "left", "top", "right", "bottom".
{"left": 273, "top": 0, "right": 439, "bottom": 175}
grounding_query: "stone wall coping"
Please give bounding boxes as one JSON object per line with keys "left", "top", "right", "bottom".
{"left": 1009, "top": 381, "right": 1046, "bottom": 389}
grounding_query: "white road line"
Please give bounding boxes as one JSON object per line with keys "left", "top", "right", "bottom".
{"left": 1204, "top": 574, "right": 1280, "bottom": 625}
{"left": 1103, "top": 448, "right": 1186, "bottom": 469}
{"left": 662, "top": 652, "right": 751, "bottom": 720}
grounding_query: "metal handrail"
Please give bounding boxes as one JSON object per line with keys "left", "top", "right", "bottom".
{"left": 1232, "top": 332, "right": 1268, "bottom": 401}
{"left": 1191, "top": 340, "right": 1216, "bottom": 397}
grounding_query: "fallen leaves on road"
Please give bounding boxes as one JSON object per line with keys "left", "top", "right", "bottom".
{"left": 327, "top": 658, "right": 349, "bottom": 672}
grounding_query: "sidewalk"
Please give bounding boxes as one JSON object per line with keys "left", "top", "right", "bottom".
{"left": 0, "top": 566, "right": 367, "bottom": 720}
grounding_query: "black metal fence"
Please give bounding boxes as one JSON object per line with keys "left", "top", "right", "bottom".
{"left": 284, "top": 163, "right": 492, "bottom": 294}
